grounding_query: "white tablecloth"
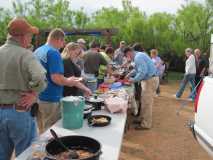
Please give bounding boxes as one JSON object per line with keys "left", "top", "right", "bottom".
{"left": 16, "top": 110, "right": 127, "bottom": 160}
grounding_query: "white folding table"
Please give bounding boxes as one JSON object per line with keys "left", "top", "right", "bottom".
{"left": 16, "top": 110, "right": 127, "bottom": 160}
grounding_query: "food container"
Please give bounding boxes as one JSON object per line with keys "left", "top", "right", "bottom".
{"left": 104, "top": 77, "right": 115, "bottom": 84}
{"left": 105, "top": 97, "right": 128, "bottom": 113}
{"left": 110, "top": 82, "right": 122, "bottom": 90}
{"left": 98, "top": 84, "right": 110, "bottom": 93}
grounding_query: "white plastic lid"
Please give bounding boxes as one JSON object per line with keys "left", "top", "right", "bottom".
{"left": 61, "top": 96, "right": 84, "bottom": 102}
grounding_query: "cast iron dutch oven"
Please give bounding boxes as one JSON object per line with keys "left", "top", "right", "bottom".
{"left": 46, "top": 135, "right": 102, "bottom": 160}
{"left": 85, "top": 96, "right": 104, "bottom": 111}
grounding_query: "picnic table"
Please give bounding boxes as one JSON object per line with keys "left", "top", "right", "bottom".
{"left": 15, "top": 110, "right": 127, "bottom": 160}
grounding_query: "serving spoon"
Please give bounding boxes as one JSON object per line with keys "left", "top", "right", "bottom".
{"left": 50, "top": 129, "right": 79, "bottom": 159}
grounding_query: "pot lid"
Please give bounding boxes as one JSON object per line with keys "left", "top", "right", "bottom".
{"left": 84, "top": 104, "right": 93, "bottom": 110}
{"left": 87, "top": 96, "right": 104, "bottom": 103}
{"left": 61, "top": 96, "right": 84, "bottom": 102}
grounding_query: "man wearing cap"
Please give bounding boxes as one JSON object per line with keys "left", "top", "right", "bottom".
{"left": 34, "top": 28, "right": 81, "bottom": 133}
{"left": 113, "top": 41, "right": 126, "bottom": 65}
{"left": 0, "top": 17, "right": 46, "bottom": 159}
{"left": 77, "top": 38, "right": 87, "bottom": 51}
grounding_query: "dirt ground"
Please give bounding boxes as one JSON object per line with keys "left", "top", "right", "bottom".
{"left": 119, "top": 81, "right": 212, "bottom": 160}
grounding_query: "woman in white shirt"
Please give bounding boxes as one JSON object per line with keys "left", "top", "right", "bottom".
{"left": 175, "top": 48, "right": 196, "bottom": 101}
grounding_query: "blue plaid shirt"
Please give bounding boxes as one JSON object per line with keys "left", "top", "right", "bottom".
{"left": 130, "top": 52, "right": 157, "bottom": 82}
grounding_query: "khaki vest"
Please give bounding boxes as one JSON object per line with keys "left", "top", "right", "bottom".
{"left": 0, "top": 37, "right": 46, "bottom": 104}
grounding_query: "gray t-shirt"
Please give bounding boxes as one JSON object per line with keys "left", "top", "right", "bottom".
{"left": 83, "top": 50, "right": 107, "bottom": 75}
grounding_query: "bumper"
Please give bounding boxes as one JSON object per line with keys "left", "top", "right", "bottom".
{"left": 192, "top": 123, "right": 213, "bottom": 157}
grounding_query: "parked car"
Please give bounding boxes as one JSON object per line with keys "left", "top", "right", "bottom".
{"left": 191, "top": 76, "right": 213, "bottom": 157}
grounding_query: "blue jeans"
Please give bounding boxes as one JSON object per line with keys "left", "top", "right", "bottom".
{"left": 176, "top": 74, "right": 196, "bottom": 99}
{"left": 0, "top": 107, "right": 37, "bottom": 160}
{"left": 84, "top": 74, "right": 97, "bottom": 93}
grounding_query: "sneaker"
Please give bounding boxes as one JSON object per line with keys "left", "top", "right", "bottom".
{"left": 172, "top": 94, "right": 180, "bottom": 100}
{"left": 187, "top": 98, "right": 194, "bottom": 102}
{"left": 155, "top": 94, "right": 159, "bottom": 97}
{"left": 134, "top": 107, "right": 138, "bottom": 116}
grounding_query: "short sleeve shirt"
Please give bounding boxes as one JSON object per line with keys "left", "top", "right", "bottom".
{"left": 34, "top": 44, "right": 64, "bottom": 102}
{"left": 63, "top": 58, "right": 81, "bottom": 97}
{"left": 83, "top": 50, "right": 107, "bottom": 75}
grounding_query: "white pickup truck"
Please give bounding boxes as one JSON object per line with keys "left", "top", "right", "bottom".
{"left": 192, "top": 76, "right": 213, "bottom": 157}
{"left": 192, "top": 35, "right": 213, "bottom": 157}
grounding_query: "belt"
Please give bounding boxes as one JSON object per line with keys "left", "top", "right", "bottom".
{"left": 143, "top": 75, "right": 157, "bottom": 81}
{"left": 0, "top": 104, "right": 26, "bottom": 111}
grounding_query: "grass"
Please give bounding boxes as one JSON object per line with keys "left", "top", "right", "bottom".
{"left": 167, "top": 71, "right": 183, "bottom": 81}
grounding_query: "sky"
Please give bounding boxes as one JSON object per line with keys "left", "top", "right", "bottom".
{"left": 0, "top": 0, "right": 205, "bottom": 15}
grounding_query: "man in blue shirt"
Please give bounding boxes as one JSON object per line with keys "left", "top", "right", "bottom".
{"left": 124, "top": 44, "right": 159, "bottom": 130}
{"left": 34, "top": 28, "right": 81, "bottom": 133}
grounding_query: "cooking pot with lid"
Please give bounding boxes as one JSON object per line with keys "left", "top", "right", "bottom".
{"left": 84, "top": 105, "right": 94, "bottom": 119}
{"left": 85, "top": 96, "right": 104, "bottom": 111}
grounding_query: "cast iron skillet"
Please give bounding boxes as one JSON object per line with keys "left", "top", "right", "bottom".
{"left": 46, "top": 135, "right": 102, "bottom": 160}
{"left": 88, "top": 115, "right": 111, "bottom": 127}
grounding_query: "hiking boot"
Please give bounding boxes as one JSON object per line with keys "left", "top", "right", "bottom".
{"left": 135, "top": 125, "right": 150, "bottom": 130}
{"left": 132, "top": 119, "right": 141, "bottom": 124}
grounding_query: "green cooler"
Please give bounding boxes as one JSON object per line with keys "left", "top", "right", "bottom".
{"left": 61, "top": 96, "right": 85, "bottom": 129}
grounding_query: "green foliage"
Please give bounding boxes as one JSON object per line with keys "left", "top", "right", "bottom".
{"left": 145, "top": 12, "right": 176, "bottom": 53}
{"left": 176, "top": 1, "right": 212, "bottom": 53}
{"left": 0, "top": 0, "right": 212, "bottom": 57}
{"left": 89, "top": 7, "right": 127, "bottom": 44}
{"left": 0, "top": 8, "right": 11, "bottom": 43}
{"left": 168, "top": 71, "right": 183, "bottom": 81}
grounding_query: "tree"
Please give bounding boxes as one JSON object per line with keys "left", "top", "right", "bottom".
{"left": 0, "top": 8, "right": 12, "bottom": 43}
{"left": 146, "top": 12, "right": 176, "bottom": 53}
{"left": 0, "top": 0, "right": 212, "bottom": 60}
{"left": 11, "top": 0, "right": 90, "bottom": 29}
{"left": 74, "top": 8, "right": 89, "bottom": 28}
{"left": 176, "top": 1, "right": 212, "bottom": 53}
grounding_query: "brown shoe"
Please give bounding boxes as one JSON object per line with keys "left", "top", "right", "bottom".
{"left": 135, "top": 125, "right": 150, "bottom": 130}
{"left": 132, "top": 119, "right": 141, "bottom": 124}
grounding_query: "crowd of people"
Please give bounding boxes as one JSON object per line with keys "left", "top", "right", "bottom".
{"left": 1, "top": 17, "right": 208, "bottom": 160}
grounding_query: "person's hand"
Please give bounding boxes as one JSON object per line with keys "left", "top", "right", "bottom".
{"left": 67, "top": 76, "right": 79, "bottom": 86}
{"left": 127, "top": 78, "right": 134, "bottom": 84}
{"left": 17, "top": 91, "right": 37, "bottom": 110}
{"left": 84, "top": 88, "right": 92, "bottom": 97}
{"left": 125, "top": 73, "right": 131, "bottom": 79}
